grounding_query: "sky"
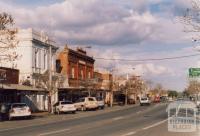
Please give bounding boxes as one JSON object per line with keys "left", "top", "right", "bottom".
{"left": 0, "top": 0, "right": 200, "bottom": 91}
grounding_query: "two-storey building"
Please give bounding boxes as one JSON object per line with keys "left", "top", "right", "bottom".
{"left": 1, "top": 28, "right": 59, "bottom": 111}
{"left": 57, "top": 46, "right": 95, "bottom": 101}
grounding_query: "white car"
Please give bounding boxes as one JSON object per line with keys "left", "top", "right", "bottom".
{"left": 53, "top": 101, "right": 76, "bottom": 114}
{"left": 140, "top": 97, "right": 151, "bottom": 106}
{"left": 96, "top": 97, "right": 105, "bottom": 109}
{"left": 9, "top": 103, "right": 31, "bottom": 120}
{"left": 75, "top": 97, "right": 98, "bottom": 111}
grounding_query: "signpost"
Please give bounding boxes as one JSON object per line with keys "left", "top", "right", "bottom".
{"left": 189, "top": 68, "right": 200, "bottom": 77}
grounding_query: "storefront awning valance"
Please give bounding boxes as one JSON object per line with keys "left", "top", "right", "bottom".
{"left": 1, "top": 84, "right": 46, "bottom": 92}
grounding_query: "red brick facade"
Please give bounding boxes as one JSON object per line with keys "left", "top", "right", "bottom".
{"left": 57, "top": 46, "right": 95, "bottom": 87}
{"left": 0, "top": 67, "right": 19, "bottom": 84}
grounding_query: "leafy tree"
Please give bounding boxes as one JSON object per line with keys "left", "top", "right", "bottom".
{"left": 168, "top": 90, "right": 178, "bottom": 98}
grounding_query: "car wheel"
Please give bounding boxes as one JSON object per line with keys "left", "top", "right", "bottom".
{"left": 72, "top": 111, "right": 76, "bottom": 114}
{"left": 81, "top": 106, "right": 86, "bottom": 111}
{"left": 57, "top": 110, "right": 60, "bottom": 115}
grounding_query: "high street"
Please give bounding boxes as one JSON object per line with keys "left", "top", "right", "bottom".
{"left": 0, "top": 103, "right": 199, "bottom": 136}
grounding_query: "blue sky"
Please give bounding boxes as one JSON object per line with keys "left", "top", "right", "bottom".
{"left": 0, "top": 0, "right": 198, "bottom": 91}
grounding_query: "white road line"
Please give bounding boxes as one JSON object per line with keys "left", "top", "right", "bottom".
{"left": 142, "top": 119, "right": 168, "bottom": 130}
{"left": 112, "top": 116, "right": 124, "bottom": 121}
{"left": 38, "top": 128, "right": 71, "bottom": 136}
{"left": 136, "top": 111, "right": 142, "bottom": 114}
{"left": 0, "top": 120, "right": 58, "bottom": 132}
{"left": 121, "top": 131, "right": 137, "bottom": 136}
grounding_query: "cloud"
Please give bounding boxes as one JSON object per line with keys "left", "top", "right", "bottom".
{"left": 0, "top": 0, "right": 196, "bottom": 91}
{"left": 0, "top": 0, "right": 166, "bottom": 46}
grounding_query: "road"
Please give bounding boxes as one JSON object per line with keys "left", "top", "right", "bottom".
{"left": 0, "top": 103, "right": 199, "bottom": 136}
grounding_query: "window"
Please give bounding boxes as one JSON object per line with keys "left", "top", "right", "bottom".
{"left": 71, "top": 67, "right": 75, "bottom": 78}
{"left": 88, "top": 71, "right": 91, "bottom": 79}
{"left": 56, "top": 59, "right": 62, "bottom": 73}
{"left": 61, "top": 101, "right": 73, "bottom": 104}
{"left": 44, "top": 51, "right": 47, "bottom": 69}
{"left": 88, "top": 98, "right": 95, "bottom": 101}
{"left": 81, "top": 69, "right": 84, "bottom": 79}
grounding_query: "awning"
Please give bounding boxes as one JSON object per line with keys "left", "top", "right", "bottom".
{"left": 58, "top": 86, "right": 85, "bottom": 90}
{"left": 1, "top": 84, "right": 46, "bottom": 92}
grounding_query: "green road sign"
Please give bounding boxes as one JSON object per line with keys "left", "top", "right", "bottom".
{"left": 189, "top": 68, "right": 200, "bottom": 77}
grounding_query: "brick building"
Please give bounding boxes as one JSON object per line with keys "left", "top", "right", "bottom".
{"left": 57, "top": 46, "right": 95, "bottom": 101}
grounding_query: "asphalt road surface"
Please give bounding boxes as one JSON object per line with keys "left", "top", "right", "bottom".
{"left": 0, "top": 103, "right": 199, "bottom": 136}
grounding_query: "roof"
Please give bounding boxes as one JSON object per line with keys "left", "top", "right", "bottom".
{"left": 1, "top": 84, "right": 46, "bottom": 92}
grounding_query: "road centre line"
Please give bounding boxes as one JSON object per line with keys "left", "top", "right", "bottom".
{"left": 142, "top": 119, "right": 168, "bottom": 130}
{"left": 121, "top": 131, "right": 137, "bottom": 136}
{"left": 112, "top": 116, "right": 125, "bottom": 121}
{"left": 38, "top": 128, "right": 71, "bottom": 136}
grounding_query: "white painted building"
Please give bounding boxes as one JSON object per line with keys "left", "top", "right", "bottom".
{"left": 2, "top": 28, "right": 59, "bottom": 111}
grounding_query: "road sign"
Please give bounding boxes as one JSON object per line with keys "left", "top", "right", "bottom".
{"left": 189, "top": 68, "right": 200, "bottom": 77}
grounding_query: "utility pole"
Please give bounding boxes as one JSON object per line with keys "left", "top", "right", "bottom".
{"left": 110, "top": 75, "right": 113, "bottom": 107}
{"left": 49, "top": 44, "right": 52, "bottom": 113}
{"left": 125, "top": 73, "right": 129, "bottom": 105}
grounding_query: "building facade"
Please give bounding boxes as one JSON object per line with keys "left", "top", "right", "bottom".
{"left": 1, "top": 28, "right": 59, "bottom": 111}
{"left": 58, "top": 46, "right": 95, "bottom": 88}
{"left": 57, "top": 46, "right": 95, "bottom": 101}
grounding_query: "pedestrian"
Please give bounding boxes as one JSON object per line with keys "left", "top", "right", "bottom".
{"left": 0, "top": 103, "right": 7, "bottom": 121}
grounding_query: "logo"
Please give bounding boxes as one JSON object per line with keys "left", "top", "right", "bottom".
{"left": 166, "top": 101, "right": 197, "bottom": 132}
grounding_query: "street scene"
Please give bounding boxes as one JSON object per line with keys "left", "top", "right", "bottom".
{"left": 1, "top": 0, "right": 200, "bottom": 136}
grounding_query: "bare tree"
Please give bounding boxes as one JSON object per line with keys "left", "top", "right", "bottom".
{"left": 179, "top": 0, "right": 200, "bottom": 39}
{"left": 186, "top": 80, "right": 200, "bottom": 94}
{"left": 0, "top": 12, "right": 18, "bottom": 64}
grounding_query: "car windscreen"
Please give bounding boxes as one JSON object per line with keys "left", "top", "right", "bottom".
{"left": 12, "top": 103, "right": 27, "bottom": 108}
{"left": 88, "top": 98, "right": 95, "bottom": 101}
{"left": 61, "top": 101, "right": 73, "bottom": 104}
{"left": 141, "top": 98, "right": 147, "bottom": 100}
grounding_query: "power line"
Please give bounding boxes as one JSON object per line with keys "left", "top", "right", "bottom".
{"left": 94, "top": 53, "right": 200, "bottom": 62}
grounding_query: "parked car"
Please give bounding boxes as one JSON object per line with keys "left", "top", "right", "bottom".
{"left": 53, "top": 101, "right": 76, "bottom": 114}
{"left": 140, "top": 97, "right": 151, "bottom": 106}
{"left": 96, "top": 97, "right": 105, "bottom": 109}
{"left": 9, "top": 103, "right": 31, "bottom": 120}
{"left": 75, "top": 97, "right": 98, "bottom": 111}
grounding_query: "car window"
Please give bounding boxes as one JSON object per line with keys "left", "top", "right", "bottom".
{"left": 141, "top": 98, "right": 147, "bottom": 100}
{"left": 54, "top": 102, "right": 59, "bottom": 106}
{"left": 96, "top": 97, "right": 103, "bottom": 101}
{"left": 61, "top": 101, "right": 73, "bottom": 104}
{"left": 77, "top": 98, "right": 85, "bottom": 102}
{"left": 12, "top": 103, "right": 27, "bottom": 108}
{"left": 88, "top": 98, "right": 95, "bottom": 101}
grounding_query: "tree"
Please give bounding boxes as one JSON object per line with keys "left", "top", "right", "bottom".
{"left": 168, "top": 90, "right": 178, "bottom": 98}
{"left": 186, "top": 80, "right": 200, "bottom": 95}
{"left": 0, "top": 12, "right": 18, "bottom": 64}
{"left": 179, "top": 0, "right": 200, "bottom": 40}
